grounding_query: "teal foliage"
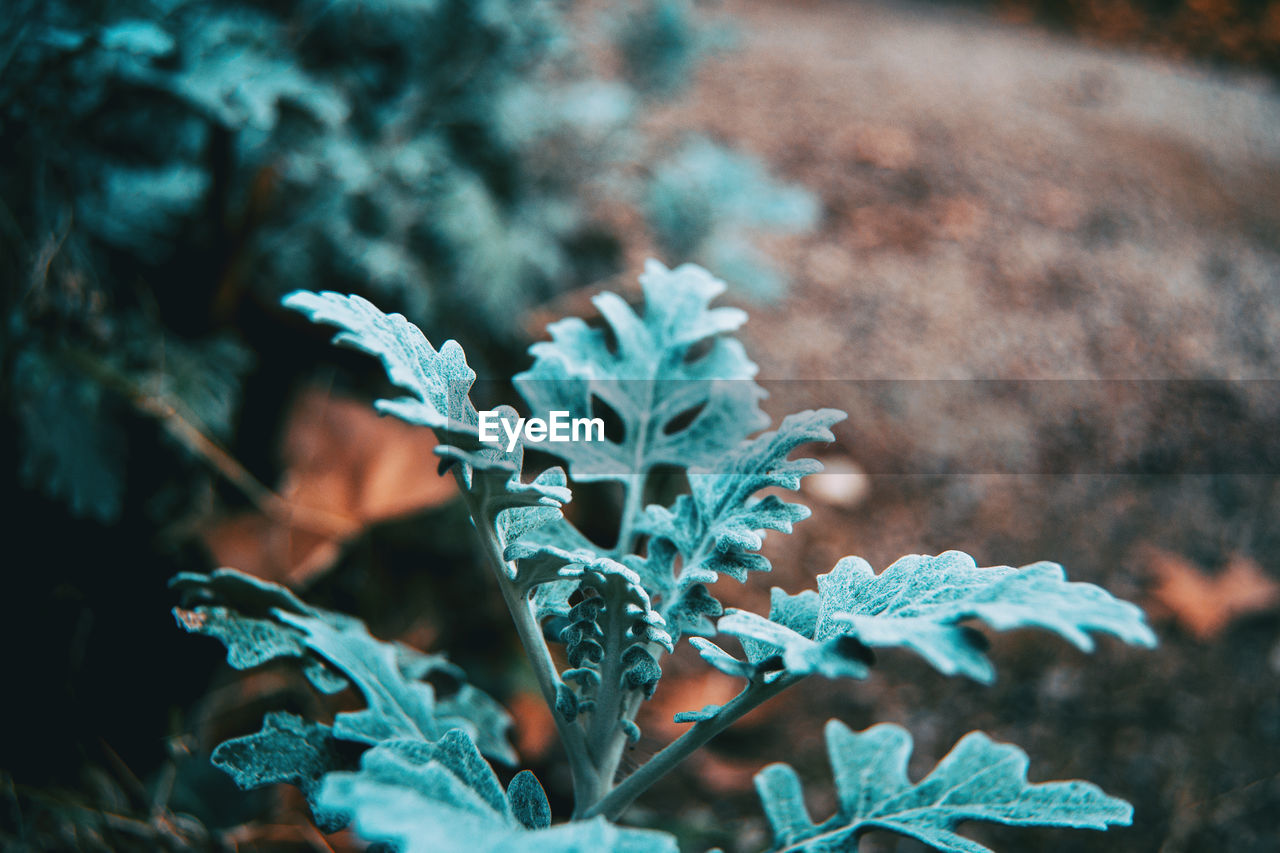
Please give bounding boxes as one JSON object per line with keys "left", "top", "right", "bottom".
{"left": 282, "top": 290, "right": 571, "bottom": 561}
{"left": 12, "top": 348, "right": 128, "bottom": 522}
{"left": 646, "top": 138, "right": 821, "bottom": 300}
{"left": 613, "top": 0, "right": 709, "bottom": 97}
{"left": 280, "top": 291, "right": 481, "bottom": 433}
{"left": 3, "top": 0, "right": 816, "bottom": 522}
{"left": 755, "top": 721, "right": 1134, "bottom": 852}
{"left": 812, "top": 551, "right": 1158, "bottom": 682}
{"left": 174, "top": 262, "right": 1152, "bottom": 851}
{"left": 638, "top": 408, "right": 845, "bottom": 637}
{"left": 172, "top": 568, "right": 518, "bottom": 830}
{"left": 315, "top": 732, "right": 678, "bottom": 852}
{"left": 211, "top": 711, "right": 348, "bottom": 832}
{"left": 514, "top": 260, "right": 770, "bottom": 484}
{"left": 508, "top": 769, "right": 552, "bottom": 830}
{"left": 10, "top": 325, "right": 252, "bottom": 521}
{"left": 691, "top": 550, "right": 1156, "bottom": 685}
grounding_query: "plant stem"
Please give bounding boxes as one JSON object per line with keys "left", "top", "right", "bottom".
{"left": 587, "top": 590, "right": 629, "bottom": 761}
{"left": 457, "top": 485, "right": 599, "bottom": 810}
{"left": 583, "top": 673, "right": 799, "bottom": 821}
{"left": 583, "top": 470, "right": 654, "bottom": 796}
{"left": 615, "top": 471, "right": 648, "bottom": 557}
{"left": 595, "top": 688, "right": 644, "bottom": 799}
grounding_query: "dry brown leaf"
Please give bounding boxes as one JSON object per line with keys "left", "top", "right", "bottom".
{"left": 1144, "top": 547, "right": 1280, "bottom": 640}
{"left": 508, "top": 690, "right": 557, "bottom": 761}
{"left": 203, "top": 388, "right": 456, "bottom": 586}
{"left": 690, "top": 751, "right": 761, "bottom": 795}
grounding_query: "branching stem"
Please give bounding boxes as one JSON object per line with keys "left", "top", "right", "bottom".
{"left": 582, "top": 470, "right": 651, "bottom": 798}
{"left": 587, "top": 589, "right": 629, "bottom": 762}
{"left": 615, "top": 471, "right": 648, "bottom": 558}
{"left": 457, "top": 484, "right": 599, "bottom": 810}
{"left": 584, "top": 673, "right": 801, "bottom": 821}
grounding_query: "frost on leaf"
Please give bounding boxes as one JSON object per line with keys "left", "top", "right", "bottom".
{"left": 755, "top": 721, "right": 1133, "bottom": 852}
{"left": 514, "top": 260, "right": 768, "bottom": 483}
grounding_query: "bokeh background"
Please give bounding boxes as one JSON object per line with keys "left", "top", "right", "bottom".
{"left": 2, "top": 0, "right": 1277, "bottom": 850}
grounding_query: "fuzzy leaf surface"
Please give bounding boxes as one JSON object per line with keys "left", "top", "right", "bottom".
{"left": 639, "top": 408, "right": 843, "bottom": 638}
{"left": 171, "top": 568, "right": 349, "bottom": 692}
{"left": 211, "top": 711, "right": 348, "bottom": 832}
{"left": 319, "top": 732, "right": 677, "bottom": 853}
{"left": 286, "top": 292, "right": 572, "bottom": 559}
{"left": 173, "top": 569, "right": 515, "bottom": 763}
{"left": 283, "top": 290, "right": 477, "bottom": 432}
{"left": 689, "top": 609, "right": 871, "bottom": 684}
{"left": 514, "top": 260, "right": 768, "bottom": 483}
{"left": 697, "top": 550, "right": 1154, "bottom": 685}
{"left": 815, "top": 551, "right": 1158, "bottom": 682}
{"left": 687, "top": 585, "right": 866, "bottom": 684}
{"left": 507, "top": 770, "right": 552, "bottom": 830}
{"left": 755, "top": 721, "right": 1133, "bottom": 852}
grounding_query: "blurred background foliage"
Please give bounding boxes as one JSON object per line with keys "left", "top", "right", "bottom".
{"left": 0, "top": 0, "right": 819, "bottom": 848}
{"left": 0, "top": 0, "right": 817, "bottom": 527}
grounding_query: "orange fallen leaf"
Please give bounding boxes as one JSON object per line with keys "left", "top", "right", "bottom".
{"left": 1145, "top": 547, "right": 1280, "bottom": 640}
{"left": 692, "top": 751, "right": 761, "bottom": 795}
{"left": 508, "top": 690, "right": 557, "bottom": 761}
{"left": 203, "top": 388, "right": 457, "bottom": 586}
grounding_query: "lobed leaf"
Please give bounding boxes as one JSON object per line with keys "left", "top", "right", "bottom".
{"left": 514, "top": 260, "right": 769, "bottom": 484}
{"left": 211, "top": 712, "right": 348, "bottom": 832}
{"left": 171, "top": 568, "right": 349, "bottom": 693}
{"left": 815, "top": 551, "right": 1158, "bottom": 683}
{"left": 638, "top": 408, "right": 844, "bottom": 637}
{"left": 283, "top": 290, "right": 477, "bottom": 433}
{"left": 173, "top": 569, "right": 516, "bottom": 764}
{"left": 286, "top": 292, "right": 573, "bottom": 561}
{"left": 319, "top": 732, "right": 677, "bottom": 853}
{"left": 510, "top": 541, "right": 675, "bottom": 733}
{"left": 508, "top": 544, "right": 674, "bottom": 656}
{"left": 755, "top": 721, "right": 1133, "bottom": 852}
{"left": 689, "top": 609, "right": 871, "bottom": 683}
{"left": 643, "top": 409, "right": 844, "bottom": 581}
{"left": 703, "top": 551, "right": 1156, "bottom": 685}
